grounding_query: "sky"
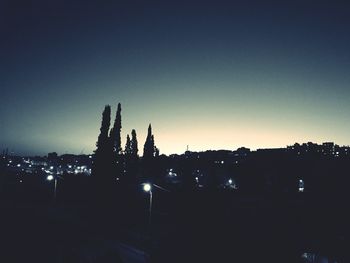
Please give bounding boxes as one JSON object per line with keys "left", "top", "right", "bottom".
{"left": 1, "top": 0, "right": 350, "bottom": 156}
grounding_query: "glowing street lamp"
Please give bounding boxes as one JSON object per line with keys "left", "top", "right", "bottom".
{"left": 47, "top": 175, "right": 57, "bottom": 200}
{"left": 47, "top": 175, "right": 54, "bottom": 181}
{"left": 47, "top": 175, "right": 63, "bottom": 201}
{"left": 143, "top": 183, "right": 153, "bottom": 227}
{"left": 143, "top": 183, "right": 152, "bottom": 192}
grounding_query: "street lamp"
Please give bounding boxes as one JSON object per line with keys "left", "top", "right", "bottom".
{"left": 143, "top": 183, "right": 152, "bottom": 192}
{"left": 143, "top": 183, "right": 152, "bottom": 226}
{"left": 141, "top": 182, "right": 170, "bottom": 261}
{"left": 47, "top": 175, "right": 54, "bottom": 181}
{"left": 47, "top": 175, "right": 57, "bottom": 200}
{"left": 47, "top": 175, "right": 63, "bottom": 201}
{"left": 142, "top": 183, "right": 170, "bottom": 225}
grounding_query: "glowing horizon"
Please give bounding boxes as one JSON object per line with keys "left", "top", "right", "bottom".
{"left": 2, "top": 1, "right": 350, "bottom": 156}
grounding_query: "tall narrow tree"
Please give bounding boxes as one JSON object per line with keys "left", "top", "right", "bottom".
{"left": 96, "top": 105, "right": 111, "bottom": 151}
{"left": 130, "top": 129, "right": 138, "bottom": 158}
{"left": 125, "top": 130, "right": 138, "bottom": 184}
{"left": 109, "top": 103, "right": 122, "bottom": 155}
{"left": 125, "top": 134, "right": 132, "bottom": 156}
{"left": 93, "top": 105, "right": 112, "bottom": 176}
{"left": 143, "top": 124, "right": 155, "bottom": 159}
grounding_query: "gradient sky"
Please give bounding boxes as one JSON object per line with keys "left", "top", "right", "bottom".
{"left": 1, "top": 0, "right": 350, "bottom": 155}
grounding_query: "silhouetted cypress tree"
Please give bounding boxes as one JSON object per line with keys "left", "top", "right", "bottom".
{"left": 96, "top": 105, "right": 111, "bottom": 152}
{"left": 130, "top": 129, "right": 138, "bottom": 158}
{"left": 125, "top": 134, "right": 132, "bottom": 156}
{"left": 142, "top": 124, "right": 161, "bottom": 182}
{"left": 93, "top": 105, "right": 112, "bottom": 177}
{"left": 143, "top": 124, "right": 155, "bottom": 159}
{"left": 109, "top": 103, "right": 122, "bottom": 155}
{"left": 108, "top": 103, "right": 123, "bottom": 180}
{"left": 125, "top": 132, "right": 138, "bottom": 184}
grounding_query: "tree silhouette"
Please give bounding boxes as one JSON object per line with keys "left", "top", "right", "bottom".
{"left": 143, "top": 124, "right": 155, "bottom": 160}
{"left": 109, "top": 103, "right": 122, "bottom": 155}
{"left": 142, "top": 124, "right": 161, "bottom": 182}
{"left": 96, "top": 105, "right": 111, "bottom": 152}
{"left": 131, "top": 129, "right": 138, "bottom": 158}
{"left": 109, "top": 103, "right": 123, "bottom": 180}
{"left": 93, "top": 105, "right": 113, "bottom": 178}
{"left": 125, "top": 134, "right": 132, "bottom": 156}
{"left": 124, "top": 132, "right": 138, "bottom": 184}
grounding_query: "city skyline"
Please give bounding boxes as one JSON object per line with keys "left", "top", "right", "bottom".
{"left": 2, "top": 1, "right": 350, "bottom": 155}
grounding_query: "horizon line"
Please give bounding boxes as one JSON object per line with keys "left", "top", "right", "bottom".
{"left": 2, "top": 140, "right": 349, "bottom": 157}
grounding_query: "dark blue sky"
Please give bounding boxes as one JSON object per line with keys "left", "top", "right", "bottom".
{"left": 1, "top": 0, "right": 350, "bottom": 155}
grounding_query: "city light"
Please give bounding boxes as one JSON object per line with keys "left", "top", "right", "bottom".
{"left": 298, "top": 179, "right": 305, "bottom": 192}
{"left": 143, "top": 183, "right": 152, "bottom": 192}
{"left": 47, "top": 175, "right": 54, "bottom": 181}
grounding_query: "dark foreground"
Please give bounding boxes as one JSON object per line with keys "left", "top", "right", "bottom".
{"left": 0, "top": 179, "right": 348, "bottom": 263}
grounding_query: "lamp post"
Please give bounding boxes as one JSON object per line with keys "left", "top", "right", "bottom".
{"left": 142, "top": 182, "right": 170, "bottom": 262}
{"left": 142, "top": 183, "right": 170, "bottom": 226}
{"left": 47, "top": 175, "right": 63, "bottom": 201}
{"left": 143, "top": 183, "right": 152, "bottom": 226}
